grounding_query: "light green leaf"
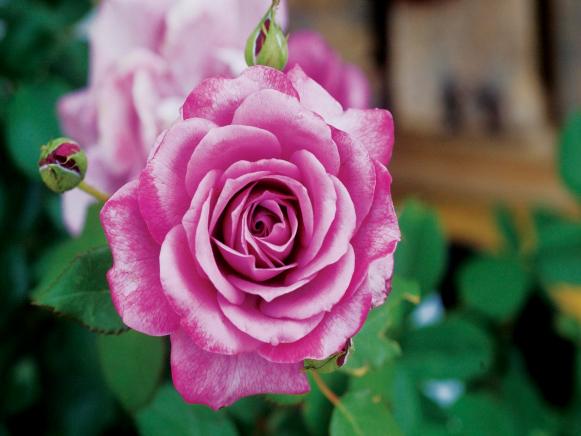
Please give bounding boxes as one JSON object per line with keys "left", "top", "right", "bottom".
{"left": 395, "top": 200, "right": 447, "bottom": 294}
{"left": 136, "top": 384, "right": 238, "bottom": 436}
{"left": 330, "top": 390, "right": 402, "bottom": 436}
{"left": 495, "top": 206, "right": 520, "bottom": 253}
{"left": 32, "top": 246, "right": 126, "bottom": 334}
{"left": 7, "top": 81, "right": 70, "bottom": 178}
{"left": 401, "top": 317, "right": 493, "bottom": 381}
{"left": 458, "top": 255, "right": 531, "bottom": 321}
{"left": 97, "top": 330, "right": 165, "bottom": 412}
{"left": 559, "top": 111, "right": 581, "bottom": 198}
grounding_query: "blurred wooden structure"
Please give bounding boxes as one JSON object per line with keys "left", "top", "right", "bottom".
{"left": 288, "top": 0, "right": 580, "bottom": 250}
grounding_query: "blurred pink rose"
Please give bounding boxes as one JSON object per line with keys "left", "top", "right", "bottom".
{"left": 59, "top": 0, "right": 285, "bottom": 233}
{"left": 101, "top": 65, "right": 399, "bottom": 409}
{"left": 286, "top": 30, "right": 371, "bottom": 109}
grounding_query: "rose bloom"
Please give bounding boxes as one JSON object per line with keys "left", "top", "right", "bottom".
{"left": 58, "top": 0, "right": 371, "bottom": 235}
{"left": 101, "top": 65, "right": 399, "bottom": 409}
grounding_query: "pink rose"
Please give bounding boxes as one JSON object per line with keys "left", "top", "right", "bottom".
{"left": 59, "top": 0, "right": 284, "bottom": 233}
{"left": 286, "top": 30, "right": 372, "bottom": 109}
{"left": 101, "top": 65, "right": 399, "bottom": 409}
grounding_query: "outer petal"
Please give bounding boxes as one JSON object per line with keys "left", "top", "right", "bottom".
{"left": 339, "top": 64, "right": 372, "bottom": 110}
{"left": 232, "top": 89, "right": 341, "bottom": 175}
{"left": 160, "top": 225, "right": 259, "bottom": 354}
{"left": 329, "top": 109, "right": 395, "bottom": 166}
{"left": 171, "top": 329, "right": 309, "bottom": 410}
{"left": 350, "top": 161, "right": 400, "bottom": 300}
{"left": 182, "top": 66, "right": 299, "bottom": 125}
{"left": 258, "top": 276, "right": 372, "bottom": 363}
{"left": 100, "top": 180, "right": 179, "bottom": 336}
{"left": 286, "top": 65, "right": 343, "bottom": 120}
{"left": 185, "top": 125, "right": 282, "bottom": 196}
{"left": 332, "top": 128, "right": 376, "bottom": 231}
{"left": 139, "top": 118, "right": 216, "bottom": 243}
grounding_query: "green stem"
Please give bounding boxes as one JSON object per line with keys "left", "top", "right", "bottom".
{"left": 78, "top": 181, "right": 110, "bottom": 202}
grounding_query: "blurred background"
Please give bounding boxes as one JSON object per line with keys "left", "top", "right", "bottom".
{"left": 1, "top": 0, "right": 580, "bottom": 434}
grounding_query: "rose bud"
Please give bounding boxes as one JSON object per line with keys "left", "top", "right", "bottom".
{"left": 245, "top": 0, "right": 288, "bottom": 70}
{"left": 38, "top": 138, "right": 87, "bottom": 193}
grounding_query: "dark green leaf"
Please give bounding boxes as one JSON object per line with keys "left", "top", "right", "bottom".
{"left": 136, "top": 384, "right": 238, "bottom": 436}
{"left": 342, "top": 276, "right": 418, "bottom": 374}
{"left": 330, "top": 390, "right": 402, "bottom": 436}
{"left": 401, "top": 317, "right": 493, "bottom": 381}
{"left": 32, "top": 246, "right": 126, "bottom": 334}
{"left": 395, "top": 200, "right": 447, "bottom": 294}
{"left": 97, "top": 330, "right": 165, "bottom": 412}
{"left": 7, "top": 81, "right": 70, "bottom": 178}
{"left": 559, "top": 111, "right": 581, "bottom": 198}
{"left": 266, "top": 393, "right": 306, "bottom": 406}
{"left": 458, "top": 255, "right": 531, "bottom": 321}
{"left": 502, "top": 354, "right": 559, "bottom": 436}
{"left": 1, "top": 357, "right": 40, "bottom": 414}
{"left": 447, "top": 393, "right": 517, "bottom": 436}
{"left": 303, "top": 372, "right": 349, "bottom": 436}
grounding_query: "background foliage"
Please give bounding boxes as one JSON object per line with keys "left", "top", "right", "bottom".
{"left": 1, "top": 0, "right": 581, "bottom": 435}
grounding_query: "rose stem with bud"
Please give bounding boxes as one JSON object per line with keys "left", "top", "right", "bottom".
{"left": 77, "top": 181, "right": 110, "bottom": 202}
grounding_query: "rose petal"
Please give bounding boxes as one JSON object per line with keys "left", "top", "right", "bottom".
{"left": 160, "top": 225, "right": 259, "bottom": 354}
{"left": 58, "top": 90, "right": 98, "bottom": 147}
{"left": 139, "top": 117, "right": 216, "bottom": 243}
{"left": 194, "top": 195, "right": 246, "bottom": 304}
{"left": 228, "top": 274, "right": 309, "bottom": 302}
{"left": 261, "top": 245, "right": 355, "bottom": 320}
{"left": 286, "top": 64, "right": 343, "bottom": 120}
{"left": 185, "top": 125, "right": 282, "bottom": 196}
{"left": 290, "top": 150, "right": 337, "bottom": 266}
{"left": 330, "top": 108, "right": 395, "bottom": 165}
{"left": 350, "top": 161, "right": 400, "bottom": 300}
{"left": 258, "top": 276, "right": 371, "bottom": 363}
{"left": 217, "top": 296, "right": 324, "bottom": 345}
{"left": 232, "top": 89, "right": 340, "bottom": 175}
{"left": 100, "top": 180, "right": 179, "bottom": 336}
{"left": 182, "top": 66, "right": 299, "bottom": 125}
{"left": 213, "top": 238, "right": 295, "bottom": 281}
{"left": 171, "top": 329, "right": 309, "bottom": 410}
{"left": 332, "top": 127, "right": 376, "bottom": 231}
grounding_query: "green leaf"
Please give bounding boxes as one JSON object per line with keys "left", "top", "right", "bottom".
{"left": 266, "top": 393, "right": 307, "bottom": 406}
{"left": 7, "top": 81, "right": 70, "bottom": 178}
{"left": 495, "top": 206, "right": 520, "bottom": 253}
{"left": 447, "top": 393, "right": 517, "bottom": 436}
{"left": 458, "top": 255, "right": 531, "bottom": 321}
{"left": 395, "top": 200, "right": 447, "bottom": 294}
{"left": 330, "top": 390, "right": 402, "bottom": 436}
{"left": 136, "top": 384, "right": 238, "bottom": 436}
{"left": 502, "top": 354, "right": 559, "bottom": 436}
{"left": 350, "top": 363, "right": 421, "bottom": 435}
{"left": 401, "top": 317, "right": 493, "bottom": 381}
{"left": 97, "top": 330, "right": 165, "bottom": 412}
{"left": 1, "top": 357, "right": 40, "bottom": 414}
{"left": 342, "top": 276, "right": 419, "bottom": 374}
{"left": 534, "top": 212, "right": 581, "bottom": 285}
{"left": 32, "top": 246, "right": 126, "bottom": 334}
{"left": 559, "top": 111, "right": 581, "bottom": 198}
{"left": 303, "top": 372, "right": 349, "bottom": 436}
